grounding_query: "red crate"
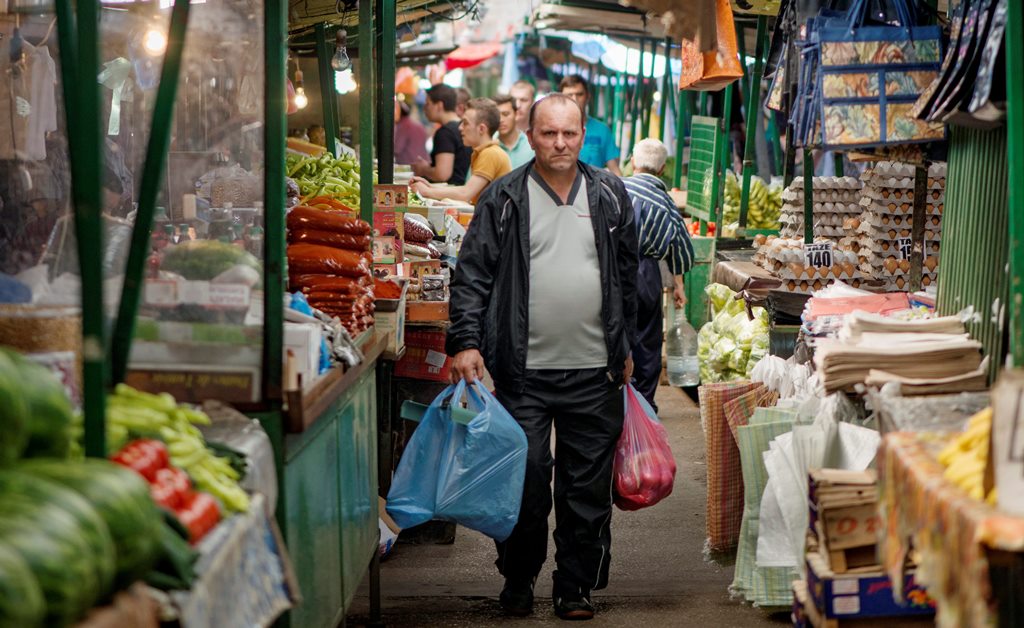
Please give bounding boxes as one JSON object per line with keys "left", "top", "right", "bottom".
{"left": 395, "top": 329, "right": 450, "bottom": 382}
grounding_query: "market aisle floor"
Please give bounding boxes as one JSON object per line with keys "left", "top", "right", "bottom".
{"left": 347, "top": 386, "right": 790, "bottom": 627}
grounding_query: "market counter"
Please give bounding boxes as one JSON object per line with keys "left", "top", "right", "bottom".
{"left": 276, "top": 335, "right": 387, "bottom": 628}
{"left": 878, "top": 432, "right": 1024, "bottom": 628}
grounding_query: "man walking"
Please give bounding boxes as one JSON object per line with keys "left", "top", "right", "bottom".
{"left": 622, "top": 139, "right": 694, "bottom": 411}
{"left": 559, "top": 75, "right": 621, "bottom": 175}
{"left": 447, "top": 94, "right": 638, "bottom": 621}
{"left": 493, "top": 94, "right": 534, "bottom": 169}
{"left": 411, "top": 84, "right": 472, "bottom": 185}
{"left": 411, "top": 98, "right": 511, "bottom": 205}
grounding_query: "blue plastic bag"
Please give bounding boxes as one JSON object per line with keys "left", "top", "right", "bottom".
{"left": 386, "top": 381, "right": 528, "bottom": 541}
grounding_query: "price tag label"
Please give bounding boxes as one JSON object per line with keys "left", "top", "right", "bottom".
{"left": 804, "top": 242, "right": 834, "bottom": 268}
{"left": 897, "top": 237, "right": 913, "bottom": 261}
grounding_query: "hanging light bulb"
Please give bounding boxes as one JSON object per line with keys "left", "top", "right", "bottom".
{"left": 335, "top": 69, "right": 357, "bottom": 94}
{"left": 331, "top": 30, "right": 352, "bottom": 72}
{"left": 143, "top": 28, "right": 168, "bottom": 55}
{"left": 294, "top": 69, "right": 309, "bottom": 109}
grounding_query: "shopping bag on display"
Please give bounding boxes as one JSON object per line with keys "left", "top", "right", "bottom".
{"left": 386, "top": 380, "right": 528, "bottom": 541}
{"left": 613, "top": 385, "right": 677, "bottom": 511}
{"left": 679, "top": 0, "right": 744, "bottom": 92}
{"left": 815, "top": 0, "right": 944, "bottom": 149}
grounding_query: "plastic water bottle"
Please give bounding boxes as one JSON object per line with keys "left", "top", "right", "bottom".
{"left": 666, "top": 311, "right": 700, "bottom": 386}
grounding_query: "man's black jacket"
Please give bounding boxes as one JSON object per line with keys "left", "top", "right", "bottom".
{"left": 445, "top": 160, "right": 639, "bottom": 391}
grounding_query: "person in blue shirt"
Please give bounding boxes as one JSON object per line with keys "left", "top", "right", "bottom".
{"left": 559, "top": 74, "right": 621, "bottom": 175}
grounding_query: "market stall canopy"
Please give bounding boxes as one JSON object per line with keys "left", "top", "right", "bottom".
{"left": 444, "top": 42, "right": 503, "bottom": 71}
{"left": 531, "top": 1, "right": 668, "bottom": 39}
{"left": 288, "top": 0, "right": 472, "bottom": 37}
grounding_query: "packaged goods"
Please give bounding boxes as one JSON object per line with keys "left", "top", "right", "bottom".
{"left": 697, "top": 284, "right": 769, "bottom": 382}
{"left": 286, "top": 206, "right": 372, "bottom": 236}
{"left": 287, "top": 229, "right": 371, "bottom": 251}
{"left": 286, "top": 243, "right": 371, "bottom": 278}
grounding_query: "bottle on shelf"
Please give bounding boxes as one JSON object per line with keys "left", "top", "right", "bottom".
{"left": 247, "top": 219, "right": 264, "bottom": 258}
{"left": 665, "top": 310, "right": 700, "bottom": 387}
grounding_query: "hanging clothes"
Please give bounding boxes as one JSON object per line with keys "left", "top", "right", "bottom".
{"left": 25, "top": 43, "right": 57, "bottom": 161}
{"left": 0, "top": 38, "right": 33, "bottom": 160}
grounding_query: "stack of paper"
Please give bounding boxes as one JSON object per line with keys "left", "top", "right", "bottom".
{"left": 814, "top": 313, "right": 984, "bottom": 393}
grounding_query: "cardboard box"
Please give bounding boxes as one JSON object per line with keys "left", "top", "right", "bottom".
{"left": 395, "top": 329, "right": 450, "bottom": 382}
{"left": 285, "top": 322, "right": 322, "bottom": 387}
{"left": 375, "top": 293, "right": 407, "bottom": 356}
{"left": 805, "top": 552, "right": 935, "bottom": 621}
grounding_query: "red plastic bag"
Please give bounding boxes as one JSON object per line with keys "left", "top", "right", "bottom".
{"left": 613, "top": 385, "right": 677, "bottom": 511}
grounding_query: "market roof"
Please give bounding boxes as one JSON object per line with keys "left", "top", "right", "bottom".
{"left": 530, "top": 1, "right": 667, "bottom": 40}
{"left": 288, "top": 0, "right": 471, "bottom": 37}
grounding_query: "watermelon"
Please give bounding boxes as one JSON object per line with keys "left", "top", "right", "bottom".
{"left": 0, "top": 472, "right": 116, "bottom": 624}
{"left": 0, "top": 542, "right": 45, "bottom": 628}
{"left": 20, "top": 459, "right": 162, "bottom": 588}
{"left": 0, "top": 347, "right": 74, "bottom": 458}
{"left": 0, "top": 350, "right": 29, "bottom": 465}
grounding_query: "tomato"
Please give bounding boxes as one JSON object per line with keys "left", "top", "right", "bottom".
{"left": 152, "top": 467, "right": 191, "bottom": 510}
{"left": 176, "top": 491, "right": 221, "bottom": 544}
{"left": 150, "top": 480, "right": 178, "bottom": 510}
{"left": 136, "top": 439, "right": 170, "bottom": 469}
{"left": 111, "top": 439, "right": 171, "bottom": 482}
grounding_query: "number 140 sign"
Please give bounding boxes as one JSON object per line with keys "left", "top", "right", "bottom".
{"left": 804, "top": 242, "right": 834, "bottom": 268}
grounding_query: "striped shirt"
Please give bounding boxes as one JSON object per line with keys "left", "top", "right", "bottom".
{"left": 622, "top": 172, "right": 694, "bottom": 275}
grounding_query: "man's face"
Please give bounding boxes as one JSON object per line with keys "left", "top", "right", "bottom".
{"left": 424, "top": 98, "right": 442, "bottom": 123}
{"left": 497, "top": 102, "right": 516, "bottom": 136}
{"left": 511, "top": 85, "right": 534, "bottom": 126}
{"left": 560, "top": 84, "right": 588, "bottom": 113}
{"left": 459, "top": 110, "right": 487, "bottom": 148}
{"left": 527, "top": 100, "right": 584, "bottom": 173}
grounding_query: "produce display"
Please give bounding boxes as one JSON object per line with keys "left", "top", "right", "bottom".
{"left": 160, "top": 239, "right": 263, "bottom": 281}
{"left": 286, "top": 152, "right": 365, "bottom": 208}
{"left": 403, "top": 213, "right": 441, "bottom": 260}
{"left": 697, "top": 284, "right": 769, "bottom": 383}
{"left": 753, "top": 236, "right": 867, "bottom": 294}
{"left": 287, "top": 208, "right": 376, "bottom": 336}
{"left": 722, "top": 172, "right": 783, "bottom": 231}
{"left": 937, "top": 407, "right": 994, "bottom": 503}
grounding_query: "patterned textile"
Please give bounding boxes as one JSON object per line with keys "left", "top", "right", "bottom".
{"left": 731, "top": 408, "right": 798, "bottom": 607}
{"left": 879, "top": 433, "right": 1024, "bottom": 628}
{"left": 699, "top": 381, "right": 762, "bottom": 552}
{"left": 173, "top": 494, "right": 297, "bottom": 628}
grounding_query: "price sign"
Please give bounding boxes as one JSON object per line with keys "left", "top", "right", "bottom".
{"left": 804, "top": 242, "right": 834, "bottom": 268}
{"left": 897, "top": 237, "right": 913, "bottom": 261}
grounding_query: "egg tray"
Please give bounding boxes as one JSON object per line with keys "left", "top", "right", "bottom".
{"left": 862, "top": 189, "right": 946, "bottom": 205}
{"left": 782, "top": 202, "right": 863, "bottom": 215}
{"left": 780, "top": 212, "right": 863, "bottom": 228}
{"left": 861, "top": 176, "right": 946, "bottom": 191}
{"left": 857, "top": 223, "right": 942, "bottom": 241}
{"left": 859, "top": 213, "right": 943, "bottom": 231}
{"left": 860, "top": 200, "right": 945, "bottom": 217}
{"left": 869, "top": 160, "right": 948, "bottom": 178}
{"left": 787, "top": 176, "right": 864, "bottom": 191}
{"left": 859, "top": 260, "right": 940, "bottom": 277}
{"left": 777, "top": 277, "right": 871, "bottom": 295}
{"left": 882, "top": 275, "right": 937, "bottom": 291}
{"left": 781, "top": 190, "right": 864, "bottom": 205}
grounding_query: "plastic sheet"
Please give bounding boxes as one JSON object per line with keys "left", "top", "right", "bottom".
{"left": 286, "top": 206, "right": 371, "bottom": 235}
{"left": 386, "top": 381, "right": 528, "bottom": 541}
{"left": 287, "top": 229, "right": 371, "bottom": 251}
{"left": 614, "top": 385, "right": 677, "bottom": 511}
{"left": 286, "top": 243, "right": 371, "bottom": 278}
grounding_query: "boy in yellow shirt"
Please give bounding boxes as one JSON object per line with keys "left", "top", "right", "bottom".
{"left": 411, "top": 98, "right": 512, "bottom": 205}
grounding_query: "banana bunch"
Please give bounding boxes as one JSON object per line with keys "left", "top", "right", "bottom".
{"left": 723, "top": 172, "right": 783, "bottom": 230}
{"left": 938, "top": 407, "right": 996, "bottom": 504}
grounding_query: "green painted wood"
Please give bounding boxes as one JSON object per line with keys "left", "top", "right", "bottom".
{"left": 264, "top": 0, "right": 287, "bottom": 404}
{"left": 375, "top": 0, "right": 397, "bottom": 184}
{"left": 55, "top": 0, "right": 106, "bottom": 456}
{"left": 715, "top": 84, "right": 734, "bottom": 240}
{"left": 658, "top": 37, "right": 670, "bottom": 141}
{"left": 111, "top": 0, "right": 191, "bottom": 385}
{"left": 937, "top": 127, "right": 1009, "bottom": 382}
{"left": 339, "top": 369, "right": 379, "bottom": 610}
{"left": 359, "top": 0, "right": 375, "bottom": 224}
{"left": 686, "top": 236, "right": 716, "bottom": 331}
{"left": 738, "top": 16, "right": 767, "bottom": 238}
{"left": 315, "top": 24, "right": 339, "bottom": 157}
{"left": 685, "top": 116, "right": 721, "bottom": 223}
{"left": 1007, "top": 0, "right": 1024, "bottom": 365}
{"left": 673, "top": 89, "right": 687, "bottom": 189}
{"left": 803, "top": 149, "right": 813, "bottom": 244}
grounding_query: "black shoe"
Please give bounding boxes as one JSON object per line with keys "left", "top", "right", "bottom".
{"left": 499, "top": 577, "right": 535, "bottom": 617}
{"left": 553, "top": 588, "right": 595, "bottom": 621}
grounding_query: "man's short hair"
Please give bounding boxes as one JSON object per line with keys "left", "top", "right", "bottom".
{"left": 492, "top": 93, "right": 516, "bottom": 110}
{"left": 456, "top": 87, "right": 472, "bottom": 107}
{"left": 512, "top": 79, "right": 536, "bottom": 98}
{"left": 467, "top": 98, "right": 501, "bottom": 136}
{"left": 426, "top": 84, "right": 458, "bottom": 111}
{"left": 528, "top": 94, "right": 584, "bottom": 131}
{"left": 632, "top": 138, "right": 669, "bottom": 173}
{"left": 558, "top": 74, "right": 589, "bottom": 97}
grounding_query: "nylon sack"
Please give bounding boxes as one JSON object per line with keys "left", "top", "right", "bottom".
{"left": 386, "top": 380, "right": 528, "bottom": 541}
{"left": 613, "top": 384, "right": 677, "bottom": 511}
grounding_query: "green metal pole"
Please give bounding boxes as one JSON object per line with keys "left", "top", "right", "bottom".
{"left": 658, "top": 37, "right": 671, "bottom": 141}
{"left": 699, "top": 92, "right": 708, "bottom": 116}
{"left": 111, "top": 0, "right": 191, "bottom": 385}
{"left": 264, "top": 0, "right": 287, "bottom": 404}
{"left": 315, "top": 23, "right": 338, "bottom": 157}
{"left": 642, "top": 39, "right": 657, "bottom": 137}
{"left": 629, "top": 39, "right": 646, "bottom": 157}
{"left": 375, "top": 0, "right": 396, "bottom": 184}
{"left": 55, "top": 0, "right": 106, "bottom": 457}
{"left": 716, "top": 84, "right": 734, "bottom": 239}
{"left": 359, "top": 0, "right": 375, "bottom": 224}
{"left": 1007, "top": 0, "right": 1024, "bottom": 364}
{"left": 738, "top": 16, "right": 767, "bottom": 238}
{"left": 737, "top": 23, "right": 749, "bottom": 117}
{"left": 673, "top": 89, "right": 687, "bottom": 189}
{"left": 803, "top": 148, "right": 814, "bottom": 244}
{"left": 613, "top": 72, "right": 624, "bottom": 145}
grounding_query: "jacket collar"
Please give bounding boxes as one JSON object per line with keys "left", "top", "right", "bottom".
{"left": 633, "top": 172, "right": 667, "bottom": 191}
